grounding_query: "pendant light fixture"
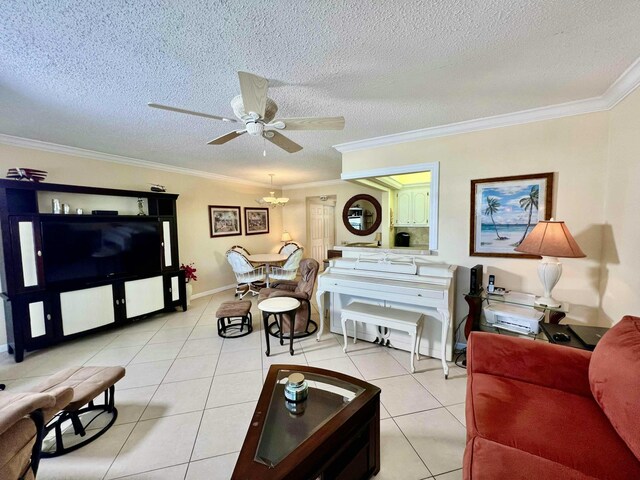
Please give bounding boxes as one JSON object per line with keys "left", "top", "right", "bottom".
{"left": 256, "top": 174, "right": 289, "bottom": 207}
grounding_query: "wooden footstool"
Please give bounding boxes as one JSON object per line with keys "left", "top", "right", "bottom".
{"left": 33, "top": 366, "right": 125, "bottom": 457}
{"left": 217, "top": 300, "right": 253, "bottom": 338}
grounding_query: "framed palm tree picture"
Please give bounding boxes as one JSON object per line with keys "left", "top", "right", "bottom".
{"left": 470, "top": 173, "right": 553, "bottom": 258}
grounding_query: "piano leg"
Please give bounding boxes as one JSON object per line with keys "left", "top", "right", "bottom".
{"left": 438, "top": 308, "right": 450, "bottom": 379}
{"left": 315, "top": 289, "right": 326, "bottom": 341}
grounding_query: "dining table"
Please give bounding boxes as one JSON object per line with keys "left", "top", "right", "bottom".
{"left": 247, "top": 253, "right": 288, "bottom": 288}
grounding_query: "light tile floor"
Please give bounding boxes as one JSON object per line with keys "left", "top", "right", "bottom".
{"left": 0, "top": 290, "right": 466, "bottom": 480}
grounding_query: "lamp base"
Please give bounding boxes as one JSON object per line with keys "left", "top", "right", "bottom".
{"left": 534, "top": 296, "right": 561, "bottom": 308}
{"left": 536, "top": 257, "right": 562, "bottom": 309}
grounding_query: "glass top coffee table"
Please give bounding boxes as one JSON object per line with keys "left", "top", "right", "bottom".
{"left": 231, "top": 365, "right": 381, "bottom": 480}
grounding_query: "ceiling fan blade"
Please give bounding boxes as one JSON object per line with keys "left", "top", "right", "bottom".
{"left": 238, "top": 72, "right": 268, "bottom": 119}
{"left": 207, "top": 130, "right": 246, "bottom": 145}
{"left": 273, "top": 116, "right": 345, "bottom": 131}
{"left": 148, "top": 103, "right": 237, "bottom": 123}
{"left": 264, "top": 131, "right": 303, "bottom": 153}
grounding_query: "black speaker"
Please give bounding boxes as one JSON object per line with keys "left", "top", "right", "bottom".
{"left": 91, "top": 210, "right": 118, "bottom": 215}
{"left": 469, "top": 264, "right": 483, "bottom": 295}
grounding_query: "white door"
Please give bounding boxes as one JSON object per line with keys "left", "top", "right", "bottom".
{"left": 323, "top": 205, "right": 335, "bottom": 259}
{"left": 309, "top": 203, "right": 325, "bottom": 266}
{"left": 308, "top": 202, "right": 336, "bottom": 269}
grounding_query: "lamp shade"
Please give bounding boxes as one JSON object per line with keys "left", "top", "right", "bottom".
{"left": 514, "top": 220, "right": 585, "bottom": 258}
{"left": 281, "top": 231, "right": 292, "bottom": 242}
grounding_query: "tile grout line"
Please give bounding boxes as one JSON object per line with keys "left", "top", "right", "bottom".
{"left": 100, "top": 299, "right": 207, "bottom": 480}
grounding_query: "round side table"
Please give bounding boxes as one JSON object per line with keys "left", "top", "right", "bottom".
{"left": 258, "top": 297, "right": 300, "bottom": 356}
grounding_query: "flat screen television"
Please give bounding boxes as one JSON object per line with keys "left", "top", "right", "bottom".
{"left": 41, "top": 219, "right": 162, "bottom": 284}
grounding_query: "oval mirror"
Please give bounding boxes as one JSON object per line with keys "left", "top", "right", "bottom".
{"left": 342, "top": 194, "right": 382, "bottom": 236}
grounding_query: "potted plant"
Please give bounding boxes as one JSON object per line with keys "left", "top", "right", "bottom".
{"left": 180, "top": 263, "right": 197, "bottom": 306}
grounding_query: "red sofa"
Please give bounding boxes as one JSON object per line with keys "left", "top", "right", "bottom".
{"left": 463, "top": 316, "right": 640, "bottom": 480}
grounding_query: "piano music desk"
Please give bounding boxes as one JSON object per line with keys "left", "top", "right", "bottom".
{"left": 341, "top": 302, "right": 426, "bottom": 374}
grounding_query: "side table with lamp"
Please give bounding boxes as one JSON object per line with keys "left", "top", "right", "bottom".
{"left": 464, "top": 219, "right": 586, "bottom": 342}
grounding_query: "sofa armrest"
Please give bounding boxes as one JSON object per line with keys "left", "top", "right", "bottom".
{"left": 467, "top": 332, "right": 593, "bottom": 397}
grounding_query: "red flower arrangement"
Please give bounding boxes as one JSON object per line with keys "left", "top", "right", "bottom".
{"left": 180, "top": 263, "right": 198, "bottom": 283}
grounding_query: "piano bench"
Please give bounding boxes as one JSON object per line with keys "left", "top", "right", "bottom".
{"left": 341, "top": 302, "right": 424, "bottom": 373}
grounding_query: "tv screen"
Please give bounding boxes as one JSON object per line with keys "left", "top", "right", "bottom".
{"left": 41, "top": 219, "right": 162, "bottom": 284}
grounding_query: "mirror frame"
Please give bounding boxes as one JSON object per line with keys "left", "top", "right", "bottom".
{"left": 342, "top": 194, "right": 382, "bottom": 236}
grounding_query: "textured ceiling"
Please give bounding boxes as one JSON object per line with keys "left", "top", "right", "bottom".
{"left": 2, "top": 1, "right": 640, "bottom": 185}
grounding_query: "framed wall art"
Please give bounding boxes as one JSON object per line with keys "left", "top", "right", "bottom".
{"left": 470, "top": 172, "right": 553, "bottom": 258}
{"left": 209, "top": 205, "right": 242, "bottom": 238}
{"left": 244, "top": 207, "right": 270, "bottom": 235}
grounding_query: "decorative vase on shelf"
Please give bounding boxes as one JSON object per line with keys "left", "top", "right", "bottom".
{"left": 185, "top": 282, "right": 193, "bottom": 306}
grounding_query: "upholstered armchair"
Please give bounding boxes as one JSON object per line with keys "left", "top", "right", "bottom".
{"left": 259, "top": 258, "right": 319, "bottom": 336}
{"left": 0, "top": 387, "right": 72, "bottom": 480}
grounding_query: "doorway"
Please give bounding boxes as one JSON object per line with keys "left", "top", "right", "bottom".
{"left": 307, "top": 196, "right": 336, "bottom": 269}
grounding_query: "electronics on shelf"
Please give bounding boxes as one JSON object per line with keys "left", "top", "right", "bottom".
{"left": 483, "top": 302, "right": 543, "bottom": 335}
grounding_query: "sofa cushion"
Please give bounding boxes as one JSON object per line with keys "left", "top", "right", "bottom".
{"left": 467, "top": 372, "right": 640, "bottom": 480}
{"left": 589, "top": 315, "right": 640, "bottom": 460}
{"left": 463, "top": 436, "right": 597, "bottom": 480}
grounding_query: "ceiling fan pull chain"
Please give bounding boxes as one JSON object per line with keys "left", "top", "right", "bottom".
{"left": 263, "top": 136, "right": 267, "bottom": 157}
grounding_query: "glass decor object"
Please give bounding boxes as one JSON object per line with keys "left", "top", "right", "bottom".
{"left": 137, "top": 198, "right": 145, "bottom": 216}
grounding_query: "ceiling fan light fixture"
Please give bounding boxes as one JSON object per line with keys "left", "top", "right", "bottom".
{"left": 246, "top": 121, "right": 264, "bottom": 136}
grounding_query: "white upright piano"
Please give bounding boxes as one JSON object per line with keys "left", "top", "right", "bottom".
{"left": 316, "top": 253, "right": 456, "bottom": 375}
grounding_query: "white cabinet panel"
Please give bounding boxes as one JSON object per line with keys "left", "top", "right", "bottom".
{"left": 171, "top": 276, "right": 180, "bottom": 302}
{"left": 61, "top": 286, "right": 115, "bottom": 336}
{"left": 28, "top": 301, "right": 46, "bottom": 338}
{"left": 18, "top": 222, "right": 39, "bottom": 287}
{"left": 125, "top": 276, "right": 164, "bottom": 318}
{"left": 412, "top": 191, "right": 429, "bottom": 225}
{"left": 162, "top": 221, "right": 172, "bottom": 268}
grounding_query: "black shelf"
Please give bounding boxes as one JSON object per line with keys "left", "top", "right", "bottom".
{"left": 0, "top": 179, "right": 184, "bottom": 362}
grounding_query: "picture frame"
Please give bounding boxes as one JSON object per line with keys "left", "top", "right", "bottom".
{"left": 209, "top": 205, "right": 242, "bottom": 238}
{"left": 470, "top": 172, "right": 554, "bottom": 258}
{"left": 244, "top": 207, "right": 270, "bottom": 236}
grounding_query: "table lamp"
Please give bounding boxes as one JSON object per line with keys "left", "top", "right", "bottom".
{"left": 281, "top": 231, "right": 292, "bottom": 243}
{"left": 514, "top": 219, "right": 585, "bottom": 308}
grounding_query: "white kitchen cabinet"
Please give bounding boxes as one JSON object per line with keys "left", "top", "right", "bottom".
{"left": 394, "top": 186, "right": 429, "bottom": 226}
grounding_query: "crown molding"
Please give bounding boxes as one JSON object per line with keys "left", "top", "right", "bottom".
{"left": 334, "top": 56, "right": 640, "bottom": 154}
{"left": 282, "top": 178, "right": 344, "bottom": 190}
{"left": 601, "top": 55, "right": 640, "bottom": 108}
{"left": 0, "top": 133, "right": 274, "bottom": 188}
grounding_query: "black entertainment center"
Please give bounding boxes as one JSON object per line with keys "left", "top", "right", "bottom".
{"left": 0, "top": 179, "right": 186, "bottom": 362}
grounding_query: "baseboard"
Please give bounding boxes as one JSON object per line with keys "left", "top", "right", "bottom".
{"left": 192, "top": 283, "right": 236, "bottom": 300}
{"left": 0, "top": 344, "right": 7, "bottom": 353}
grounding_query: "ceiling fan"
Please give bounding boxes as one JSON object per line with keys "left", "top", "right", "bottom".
{"left": 148, "top": 71, "right": 345, "bottom": 153}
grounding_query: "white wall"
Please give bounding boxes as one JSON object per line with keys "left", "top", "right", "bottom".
{"left": 0, "top": 143, "right": 285, "bottom": 347}
{"left": 599, "top": 87, "right": 640, "bottom": 322}
{"left": 342, "top": 112, "right": 610, "bottom": 328}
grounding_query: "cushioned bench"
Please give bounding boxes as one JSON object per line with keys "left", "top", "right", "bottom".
{"left": 33, "top": 366, "right": 125, "bottom": 457}
{"left": 216, "top": 300, "right": 253, "bottom": 338}
{"left": 341, "top": 302, "right": 423, "bottom": 373}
